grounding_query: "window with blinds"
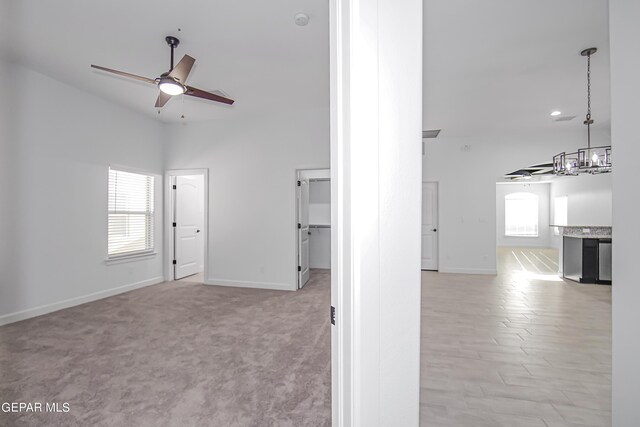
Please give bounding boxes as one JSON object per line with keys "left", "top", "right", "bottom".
{"left": 108, "top": 167, "right": 155, "bottom": 257}
{"left": 505, "top": 192, "right": 539, "bottom": 237}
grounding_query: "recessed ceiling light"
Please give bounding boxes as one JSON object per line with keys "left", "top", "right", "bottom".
{"left": 550, "top": 111, "right": 562, "bottom": 116}
{"left": 294, "top": 13, "right": 309, "bottom": 26}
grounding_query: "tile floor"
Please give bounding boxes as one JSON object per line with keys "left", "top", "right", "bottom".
{"left": 420, "top": 247, "right": 611, "bottom": 427}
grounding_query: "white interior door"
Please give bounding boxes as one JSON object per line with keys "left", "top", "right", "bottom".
{"left": 422, "top": 182, "right": 439, "bottom": 270}
{"left": 298, "top": 178, "right": 311, "bottom": 288}
{"left": 174, "top": 176, "right": 203, "bottom": 279}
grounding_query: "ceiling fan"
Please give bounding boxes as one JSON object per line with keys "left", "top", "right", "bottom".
{"left": 91, "top": 36, "right": 234, "bottom": 108}
{"left": 504, "top": 163, "right": 555, "bottom": 180}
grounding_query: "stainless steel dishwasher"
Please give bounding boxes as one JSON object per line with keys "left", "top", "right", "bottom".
{"left": 598, "top": 239, "right": 612, "bottom": 282}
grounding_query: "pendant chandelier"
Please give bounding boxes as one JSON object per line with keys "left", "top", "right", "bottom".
{"left": 553, "top": 47, "right": 611, "bottom": 175}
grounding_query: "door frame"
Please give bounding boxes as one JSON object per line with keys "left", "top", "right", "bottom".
{"left": 330, "top": 0, "right": 423, "bottom": 423}
{"left": 164, "top": 169, "right": 209, "bottom": 282}
{"left": 295, "top": 168, "right": 330, "bottom": 289}
{"left": 422, "top": 181, "right": 439, "bottom": 271}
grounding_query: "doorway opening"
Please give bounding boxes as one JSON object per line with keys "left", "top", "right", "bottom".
{"left": 165, "top": 169, "right": 208, "bottom": 283}
{"left": 296, "top": 169, "right": 331, "bottom": 289}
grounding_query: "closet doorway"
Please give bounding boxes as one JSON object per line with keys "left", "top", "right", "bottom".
{"left": 296, "top": 169, "right": 331, "bottom": 289}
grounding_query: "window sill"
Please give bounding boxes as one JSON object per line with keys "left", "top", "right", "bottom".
{"left": 504, "top": 235, "right": 539, "bottom": 238}
{"left": 105, "top": 252, "right": 157, "bottom": 265}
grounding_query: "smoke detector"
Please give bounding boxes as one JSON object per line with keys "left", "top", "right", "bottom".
{"left": 294, "top": 13, "right": 310, "bottom": 26}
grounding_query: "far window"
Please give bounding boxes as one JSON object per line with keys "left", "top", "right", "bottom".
{"left": 108, "top": 167, "right": 155, "bottom": 257}
{"left": 505, "top": 192, "right": 538, "bottom": 237}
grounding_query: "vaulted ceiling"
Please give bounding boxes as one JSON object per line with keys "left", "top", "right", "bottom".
{"left": 1, "top": 0, "right": 329, "bottom": 122}
{"left": 423, "top": 0, "right": 610, "bottom": 138}
{"left": 1, "top": 0, "right": 610, "bottom": 134}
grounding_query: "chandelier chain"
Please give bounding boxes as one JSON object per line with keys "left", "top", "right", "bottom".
{"left": 586, "top": 52, "right": 591, "bottom": 120}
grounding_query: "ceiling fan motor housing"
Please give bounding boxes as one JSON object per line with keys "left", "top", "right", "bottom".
{"left": 165, "top": 36, "right": 180, "bottom": 48}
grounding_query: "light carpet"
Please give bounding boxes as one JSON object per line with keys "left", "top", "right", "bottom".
{"left": 0, "top": 271, "right": 331, "bottom": 427}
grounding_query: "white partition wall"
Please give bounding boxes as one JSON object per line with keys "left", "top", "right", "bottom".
{"left": 610, "top": 0, "right": 640, "bottom": 424}
{"left": 330, "top": 0, "right": 422, "bottom": 424}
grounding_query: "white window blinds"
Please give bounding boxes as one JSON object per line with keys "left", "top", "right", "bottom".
{"left": 505, "top": 192, "right": 539, "bottom": 237}
{"left": 108, "top": 168, "right": 155, "bottom": 257}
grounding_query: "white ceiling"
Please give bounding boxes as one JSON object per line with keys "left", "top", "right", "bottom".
{"left": 423, "top": 0, "right": 611, "bottom": 138}
{"left": 2, "top": 0, "right": 329, "bottom": 122}
{"left": 3, "top": 0, "right": 610, "bottom": 134}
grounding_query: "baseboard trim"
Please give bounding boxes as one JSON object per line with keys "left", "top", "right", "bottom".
{"left": 205, "top": 278, "right": 294, "bottom": 292}
{"left": 438, "top": 268, "right": 498, "bottom": 275}
{"left": 0, "top": 276, "right": 164, "bottom": 326}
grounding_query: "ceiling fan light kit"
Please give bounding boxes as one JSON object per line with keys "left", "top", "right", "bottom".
{"left": 158, "top": 76, "right": 186, "bottom": 95}
{"left": 91, "top": 36, "right": 234, "bottom": 109}
{"left": 553, "top": 47, "right": 611, "bottom": 176}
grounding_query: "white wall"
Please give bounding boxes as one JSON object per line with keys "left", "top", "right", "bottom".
{"left": 0, "top": 62, "right": 165, "bottom": 324}
{"left": 164, "top": 109, "right": 329, "bottom": 291}
{"left": 0, "top": 61, "right": 15, "bottom": 315}
{"left": 610, "top": 0, "right": 640, "bottom": 424}
{"left": 496, "top": 183, "right": 551, "bottom": 248}
{"left": 309, "top": 180, "right": 331, "bottom": 269}
{"left": 423, "top": 129, "right": 609, "bottom": 274}
{"left": 549, "top": 173, "right": 612, "bottom": 249}
{"left": 550, "top": 173, "right": 612, "bottom": 226}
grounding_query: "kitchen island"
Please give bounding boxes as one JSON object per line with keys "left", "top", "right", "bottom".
{"left": 555, "top": 226, "right": 612, "bottom": 285}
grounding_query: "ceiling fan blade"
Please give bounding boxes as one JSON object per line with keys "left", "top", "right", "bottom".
{"left": 531, "top": 162, "right": 554, "bottom": 168}
{"left": 155, "top": 91, "right": 172, "bottom": 108}
{"left": 185, "top": 85, "right": 235, "bottom": 105}
{"left": 91, "top": 64, "right": 156, "bottom": 85}
{"left": 168, "top": 55, "right": 195, "bottom": 83}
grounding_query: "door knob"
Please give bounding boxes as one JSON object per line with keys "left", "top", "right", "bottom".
{"left": 196, "top": 229, "right": 201, "bottom": 233}
{"left": 432, "top": 228, "right": 437, "bottom": 232}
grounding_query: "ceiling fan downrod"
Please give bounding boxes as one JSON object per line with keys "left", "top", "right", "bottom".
{"left": 165, "top": 36, "right": 180, "bottom": 72}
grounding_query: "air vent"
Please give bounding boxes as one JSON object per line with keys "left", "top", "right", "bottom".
{"left": 554, "top": 115, "right": 576, "bottom": 122}
{"left": 422, "top": 129, "right": 441, "bottom": 139}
